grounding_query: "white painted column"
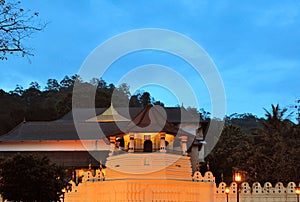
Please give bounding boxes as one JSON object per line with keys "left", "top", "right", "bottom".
{"left": 160, "top": 132, "right": 166, "bottom": 152}
{"left": 109, "top": 136, "right": 116, "bottom": 156}
{"left": 128, "top": 133, "right": 134, "bottom": 152}
{"left": 181, "top": 136, "right": 187, "bottom": 156}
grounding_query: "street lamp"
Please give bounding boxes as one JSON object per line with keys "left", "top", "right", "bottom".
{"left": 295, "top": 186, "right": 300, "bottom": 202}
{"left": 234, "top": 172, "right": 242, "bottom": 202}
{"left": 225, "top": 186, "right": 230, "bottom": 202}
{"left": 61, "top": 188, "right": 66, "bottom": 202}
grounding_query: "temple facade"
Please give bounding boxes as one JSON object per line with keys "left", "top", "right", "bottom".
{"left": 0, "top": 104, "right": 210, "bottom": 201}
{"left": 0, "top": 104, "right": 205, "bottom": 170}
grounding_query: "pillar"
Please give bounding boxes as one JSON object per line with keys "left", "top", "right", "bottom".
{"left": 181, "top": 136, "right": 187, "bottom": 156}
{"left": 128, "top": 133, "right": 134, "bottom": 152}
{"left": 160, "top": 132, "right": 166, "bottom": 152}
{"left": 109, "top": 136, "right": 116, "bottom": 156}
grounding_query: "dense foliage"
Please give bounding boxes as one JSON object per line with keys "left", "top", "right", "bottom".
{"left": 0, "top": 154, "right": 69, "bottom": 202}
{"left": 206, "top": 104, "right": 300, "bottom": 185}
{"left": 0, "top": 75, "right": 160, "bottom": 135}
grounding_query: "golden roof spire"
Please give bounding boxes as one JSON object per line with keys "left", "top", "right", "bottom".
{"left": 86, "top": 103, "right": 130, "bottom": 122}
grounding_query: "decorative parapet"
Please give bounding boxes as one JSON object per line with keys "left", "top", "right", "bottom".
{"left": 65, "top": 170, "right": 300, "bottom": 202}
{"left": 241, "top": 182, "right": 251, "bottom": 194}
{"left": 216, "top": 182, "right": 227, "bottom": 194}
{"left": 192, "top": 171, "right": 215, "bottom": 182}
{"left": 252, "top": 181, "right": 263, "bottom": 194}
{"left": 81, "top": 169, "right": 105, "bottom": 183}
{"left": 218, "top": 181, "right": 300, "bottom": 193}
{"left": 79, "top": 170, "right": 216, "bottom": 184}
{"left": 217, "top": 181, "right": 300, "bottom": 195}
{"left": 216, "top": 181, "right": 300, "bottom": 202}
{"left": 287, "top": 182, "right": 297, "bottom": 194}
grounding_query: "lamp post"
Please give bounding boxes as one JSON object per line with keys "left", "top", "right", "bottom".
{"left": 225, "top": 186, "right": 230, "bottom": 202}
{"left": 234, "top": 172, "right": 242, "bottom": 202}
{"left": 61, "top": 188, "right": 66, "bottom": 202}
{"left": 295, "top": 186, "right": 300, "bottom": 202}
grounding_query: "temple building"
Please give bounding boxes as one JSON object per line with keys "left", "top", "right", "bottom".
{"left": 0, "top": 104, "right": 205, "bottom": 169}
{"left": 0, "top": 104, "right": 211, "bottom": 201}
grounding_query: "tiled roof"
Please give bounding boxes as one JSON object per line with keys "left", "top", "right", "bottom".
{"left": 0, "top": 106, "right": 199, "bottom": 141}
{"left": 0, "top": 121, "right": 128, "bottom": 141}
{"left": 59, "top": 106, "right": 199, "bottom": 123}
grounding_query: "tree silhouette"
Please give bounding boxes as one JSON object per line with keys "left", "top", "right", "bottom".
{"left": 0, "top": 154, "right": 70, "bottom": 202}
{"left": 247, "top": 104, "right": 298, "bottom": 184}
{"left": 205, "top": 124, "right": 251, "bottom": 184}
{"left": 0, "top": 0, "right": 46, "bottom": 60}
{"left": 45, "top": 79, "right": 60, "bottom": 91}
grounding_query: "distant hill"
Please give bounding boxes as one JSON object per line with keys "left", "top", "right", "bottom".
{"left": 226, "top": 113, "right": 263, "bottom": 134}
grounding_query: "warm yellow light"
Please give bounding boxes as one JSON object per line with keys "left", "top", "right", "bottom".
{"left": 234, "top": 172, "right": 242, "bottom": 182}
{"left": 225, "top": 187, "right": 230, "bottom": 194}
{"left": 296, "top": 186, "right": 300, "bottom": 195}
{"left": 78, "top": 169, "right": 84, "bottom": 177}
{"left": 62, "top": 188, "right": 66, "bottom": 193}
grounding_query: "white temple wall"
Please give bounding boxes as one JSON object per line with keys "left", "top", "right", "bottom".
{"left": 65, "top": 171, "right": 300, "bottom": 202}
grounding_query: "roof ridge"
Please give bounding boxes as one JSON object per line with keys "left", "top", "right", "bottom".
{"left": 1, "top": 120, "right": 25, "bottom": 137}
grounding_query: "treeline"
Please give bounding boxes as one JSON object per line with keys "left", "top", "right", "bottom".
{"left": 0, "top": 75, "right": 161, "bottom": 135}
{"left": 205, "top": 105, "right": 300, "bottom": 185}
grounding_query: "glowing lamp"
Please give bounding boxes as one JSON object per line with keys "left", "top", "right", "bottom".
{"left": 234, "top": 172, "right": 242, "bottom": 183}
{"left": 296, "top": 186, "right": 300, "bottom": 202}
{"left": 296, "top": 186, "right": 300, "bottom": 195}
{"left": 225, "top": 187, "right": 230, "bottom": 194}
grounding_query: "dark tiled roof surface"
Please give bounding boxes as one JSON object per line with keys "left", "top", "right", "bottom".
{"left": 0, "top": 106, "right": 199, "bottom": 141}
{"left": 59, "top": 107, "right": 199, "bottom": 123}
{"left": 0, "top": 121, "right": 129, "bottom": 141}
{"left": 125, "top": 105, "right": 181, "bottom": 134}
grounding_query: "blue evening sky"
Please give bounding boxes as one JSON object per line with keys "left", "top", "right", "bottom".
{"left": 0, "top": 0, "right": 299, "bottom": 118}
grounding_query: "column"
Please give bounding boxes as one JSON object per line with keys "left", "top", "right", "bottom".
{"left": 109, "top": 136, "right": 116, "bottom": 156}
{"left": 160, "top": 132, "right": 166, "bottom": 152}
{"left": 181, "top": 136, "right": 187, "bottom": 156}
{"left": 75, "top": 169, "right": 79, "bottom": 185}
{"left": 199, "top": 144, "right": 205, "bottom": 162}
{"left": 128, "top": 133, "right": 135, "bottom": 152}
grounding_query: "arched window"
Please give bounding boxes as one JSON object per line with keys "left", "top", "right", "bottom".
{"left": 143, "top": 140, "right": 153, "bottom": 152}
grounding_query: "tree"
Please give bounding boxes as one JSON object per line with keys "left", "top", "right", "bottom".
{"left": 246, "top": 104, "right": 299, "bottom": 184}
{"left": 139, "top": 92, "right": 153, "bottom": 107}
{"left": 0, "top": 0, "right": 46, "bottom": 60}
{"left": 45, "top": 79, "right": 60, "bottom": 91}
{"left": 22, "top": 81, "right": 41, "bottom": 106}
{"left": 0, "top": 154, "right": 70, "bottom": 202}
{"left": 205, "top": 124, "right": 252, "bottom": 184}
{"left": 60, "top": 75, "right": 74, "bottom": 89}
{"left": 29, "top": 81, "right": 40, "bottom": 90}
{"left": 129, "top": 94, "right": 142, "bottom": 107}
{"left": 226, "top": 113, "right": 262, "bottom": 134}
{"left": 186, "top": 107, "right": 200, "bottom": 119}
{"left": 9, "top": 84, "right": 24, "bottom": 96}
{"left": 294, "top": 99, "right": 300, "bottom": 123}
{"left": 110, "top": 83, "right": 131, "bottom": 107}
{"left": 199, "top": 108, "right": 211, "bottom": 121}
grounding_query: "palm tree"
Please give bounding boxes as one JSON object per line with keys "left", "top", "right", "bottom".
{"left": 251, "top": 104, "right": 297, "bottom": 184}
